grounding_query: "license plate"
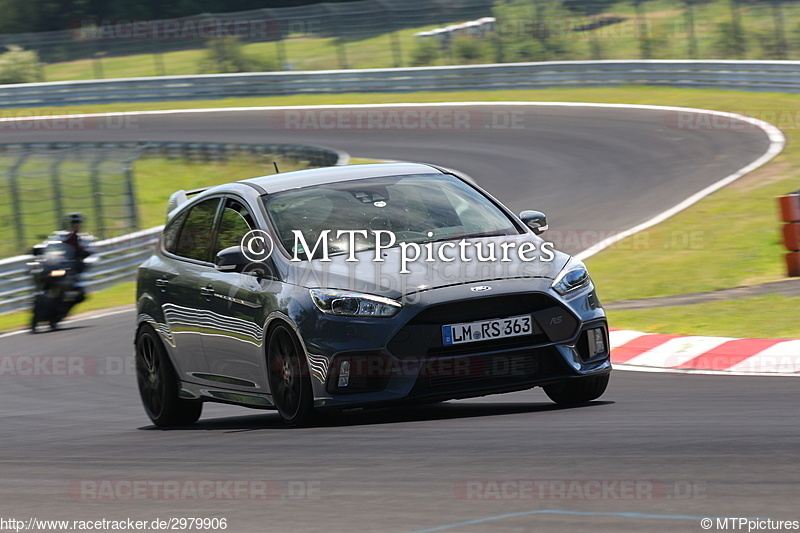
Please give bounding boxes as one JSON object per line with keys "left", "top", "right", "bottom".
{"left": 442, "top": 314, "right": 533, "bottom": 346}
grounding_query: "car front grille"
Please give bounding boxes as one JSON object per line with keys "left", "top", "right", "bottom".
{"left": 387, "top": 293, "right": 577, "bottom": 359}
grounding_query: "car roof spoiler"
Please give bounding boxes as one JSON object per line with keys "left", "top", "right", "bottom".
{"left": 166, "top": 187, "right": 209, "bottom": 218}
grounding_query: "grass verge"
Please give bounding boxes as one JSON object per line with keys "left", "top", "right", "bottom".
{"left": 607, "top": 295, "right": 800, "bottom": 339}
{"left": 0, "top": 281, "right": 135, "bottom": 332}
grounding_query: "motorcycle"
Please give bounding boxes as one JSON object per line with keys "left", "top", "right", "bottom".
{"left": 29, "top": 240, "right": 92, "bottom": 332}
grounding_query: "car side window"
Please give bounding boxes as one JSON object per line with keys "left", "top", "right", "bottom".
{"left": 162, "top": 210, "right": 188, "bottom": 254}
{"left": 214, "top": 199, "right": 255, "bottom": 256}
{"left": 172, "top": 198, "right": 221, "bottom": 262}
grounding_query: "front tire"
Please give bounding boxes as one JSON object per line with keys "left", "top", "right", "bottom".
{"left": 543, "top": 374, "right": 610, "bottom": 405}
{"left": 136, "top": 324, "right": 202, "bottom": 427}
{"left": 267, "top": 324, "right": 315, "bottom": 426}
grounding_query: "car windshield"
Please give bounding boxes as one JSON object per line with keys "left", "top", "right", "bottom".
{"left": 263, "top": 173, "right": 521, "bottom": 260}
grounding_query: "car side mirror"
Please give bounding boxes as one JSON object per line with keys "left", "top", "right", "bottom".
{"left": 519, "top": 210, "right": 548, "bottom": 235}
{"left": 215, "top": 246, "right": 275, "bottom": 279}
{"left": 215, "top": 246, "right": 251, "bottom": 273}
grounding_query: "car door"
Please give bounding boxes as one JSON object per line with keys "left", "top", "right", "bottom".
{"left": 159, "top": 197, "right": 222, "bottom": 380}
{"left": 199, "top": 196, "right": 281, "bottom": 392}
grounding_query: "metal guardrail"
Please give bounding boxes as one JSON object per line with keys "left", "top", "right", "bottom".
{"left": 0, "top": 141, "right": 346, "bottom": 315}
{"left": 0, "top": 141, "right": 346, "bottom": 167}
{"left": 0, "top": 226, "right": 162, "bottom": 315}
{"left": 2, "top": 60, "right": 800, "bottom": 108}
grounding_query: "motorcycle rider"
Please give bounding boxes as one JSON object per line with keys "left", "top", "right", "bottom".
{"left": 62, "top": 212, "right": 91, "bottom": 276}
{"left": 30, "top": 213, "right": 93, "bottom": 333}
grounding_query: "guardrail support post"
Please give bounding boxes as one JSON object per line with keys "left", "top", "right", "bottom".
{"left": 778, "top": 192, "right": 800, "bottom": 277}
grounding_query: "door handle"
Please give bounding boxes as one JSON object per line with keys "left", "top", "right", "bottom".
{"left": 155, "top": 277, "right": 169, "bottom": 291}
{"left": 200, "top": 285, "right": 215, "bottom": 299}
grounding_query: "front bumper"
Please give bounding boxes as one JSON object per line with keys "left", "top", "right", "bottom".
{"left": 299, "top": 279, "right": 610, "bottom": 410}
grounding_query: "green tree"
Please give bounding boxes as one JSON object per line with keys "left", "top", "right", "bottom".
{"left": 0, "top": 45, "right": 42, "bottom": 83}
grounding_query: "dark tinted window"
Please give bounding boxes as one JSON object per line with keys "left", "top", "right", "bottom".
{"left": 264, "top": 174, "right": 520, "bottom": 259}
{"left": 215, "top": 199, "right": 255, "bottom": 255}
{"left": 162, "top": 210, "right": 187, "bottom": 254}
{"left": 172, "top": 198, "right": 220, "bottom": 262}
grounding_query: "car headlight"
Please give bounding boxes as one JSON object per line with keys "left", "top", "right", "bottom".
{"left": 310, "top": 289, "right": 402, "bottom": 317}
{"left": 551, "top": 258, "right": 591, "bottom": 295}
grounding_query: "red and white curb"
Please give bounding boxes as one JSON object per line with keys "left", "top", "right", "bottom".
{"left": 610, "top": 329, "right": 800, "bottom": 376}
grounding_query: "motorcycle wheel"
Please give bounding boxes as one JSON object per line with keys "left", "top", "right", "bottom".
{"left": 49, "top": 288, "right": 66, "bottom": 330}
{"left": 30, "top": 294, "right": 43, "bottom": 333}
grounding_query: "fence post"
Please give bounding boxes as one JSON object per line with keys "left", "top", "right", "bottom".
{"left": 260, "top": 9, "right": 288, "bottom": 71}
{"left": 275, "top": 12, "right": 290, "bottom": 70}
{"left": 388, "top": 17, "right": 403, "bottom": 68}
{"left": 373, "top": 0, "right": 403, "bottom": 68}
{"left": 771, "top": 0, "right": 788, "bottom": 60}
{"left": 150, "top": 36, "right": 166, "bottom": 76}
{"left": 729, "top": 0, "right": 746, "bottom": 58}
{"left": 91, "top": 39, "right": 105, "bottom": 79}
{"left": 123, "top": 155, "right": 139, "bottom": 231}
{"left": 532, "top": 0, "right": 547, "bottom": 60}
{"left": 635, "top": 1, "right": 651, "bottom": 60}
{"left": 589, "top": 20, "right": 602, "bottom": 60}
{"left": 434, "top": 0, "right": 455, "bottom": 65}
{"left": 684, "top": 0, "right": 697, "bottom": 59}
{"left": 49, "top": 150, "right": 66, "bottom": 229}
{"left": 89, "top": 152, "right": 106, "bottom": 239}
{"left": 36, "top": 38, "right": 48, "bottom": 82}
{"left": 8, "top": 152, "right": 29, "bottom": 251}
{"left": 321, "top": 5, "right": 348, "bottom": 69}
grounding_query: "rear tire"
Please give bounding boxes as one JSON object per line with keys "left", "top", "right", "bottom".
{"left": 267, "top": 324, "right": 315, "bottom": 426}
{"left": 544, "top": 374, "right": 610, "bottom": 405}
{"left": 136, "top": 324, "right": 202, "bottom": 427}
{"left": 30, "top": 294, "right": 43, "bottom": 333}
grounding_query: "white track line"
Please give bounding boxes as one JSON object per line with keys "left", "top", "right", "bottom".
{"left": 0, "top": 307, "right": 134, "bottom": 339}
{"left": 614, "top": 363, "right": 799, "bottom": 378}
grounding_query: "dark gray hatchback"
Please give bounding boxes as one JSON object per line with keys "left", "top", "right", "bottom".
{"left": 135, "top": 163, "right": 611, "bottom": 426}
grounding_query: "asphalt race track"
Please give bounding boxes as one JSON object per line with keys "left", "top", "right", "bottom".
{"left": 1, "top": 104, "right": 797, "bottom": 532}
